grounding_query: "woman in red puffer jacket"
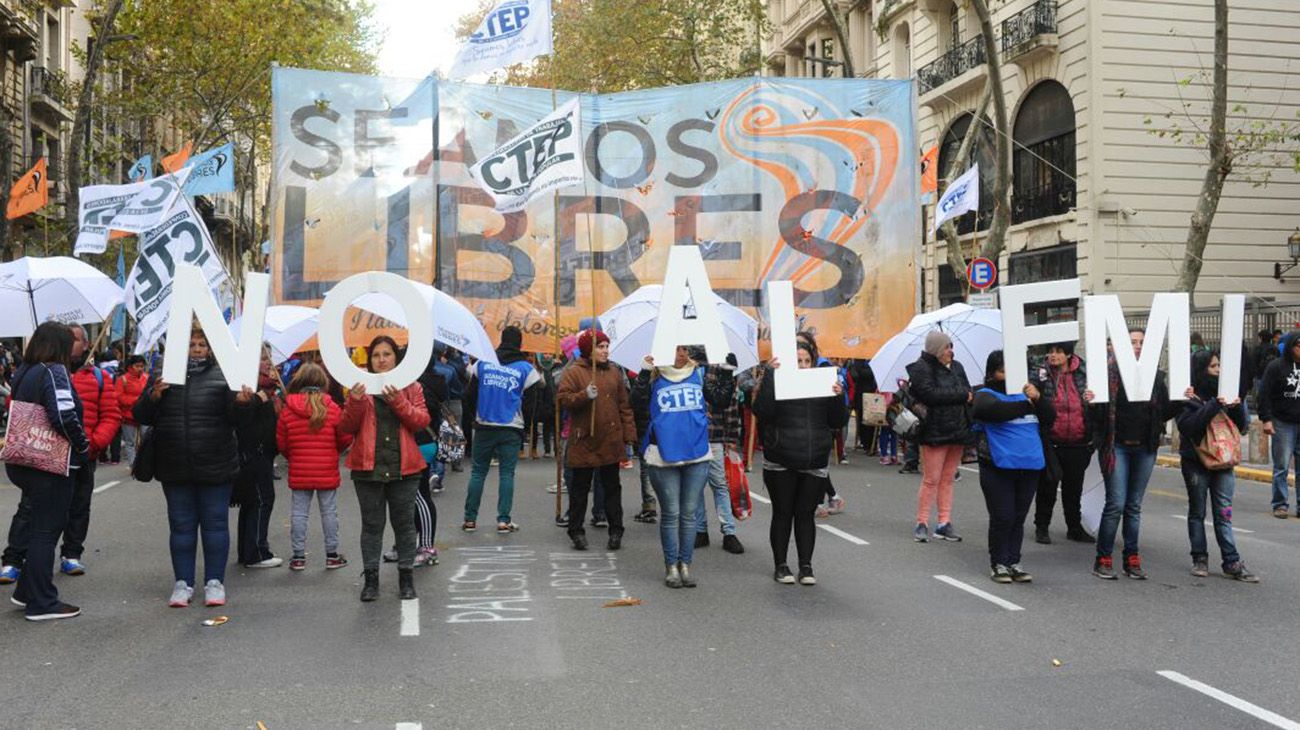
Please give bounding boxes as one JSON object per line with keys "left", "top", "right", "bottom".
{"left": 277, "top": 363, "right": 353, "bottom": 572}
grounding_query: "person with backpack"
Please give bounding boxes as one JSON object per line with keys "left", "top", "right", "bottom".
{"left": 972, "top": 350, "right": 1054, "bottom": 584}
{"left": 277, "top": 363, "right": 353, "bottom": 571}
{"left": 906, "top": 330, "right": 973, "bottom": 543}
{"left": 1178, "top": 349, "right": 1257, "bottom": 582}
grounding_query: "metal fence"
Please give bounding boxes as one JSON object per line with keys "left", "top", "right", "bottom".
{"left": 1125, "top": 300, "right": 1300, "bottom": 350}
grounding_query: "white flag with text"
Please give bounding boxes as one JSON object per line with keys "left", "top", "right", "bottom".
{"left": 934, "top": 163, "right": 980, "bottom": 234}
{"left": 467, "top": 96, "right": 583, "bottom": 213}
{"left": 449, "top": 0, "right": 552, "bottom": 79}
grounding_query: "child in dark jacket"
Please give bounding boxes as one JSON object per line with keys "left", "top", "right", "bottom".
{"left": 277, "top": 364, "right": 353, "bottom": 571}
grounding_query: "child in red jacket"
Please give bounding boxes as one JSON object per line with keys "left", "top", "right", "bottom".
{"left": 277, "top": 364, "right": 354, "bottom": 571}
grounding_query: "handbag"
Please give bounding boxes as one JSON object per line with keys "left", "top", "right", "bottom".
{"left": 888, "top": 381, "right": 927, "bottom": 441}
{"left": 418, "top": 427, "right": 439, "bottom": 465}
{"left": 1197, "top": 410, "right": 1242, "bottom": 471}
{"left": 131, "top": 426, "right": 157, "bottom": 482}
{"left": 0, "top": 365, "right": 72, "bottom": 476}
{"left": 436, "top": 405, "right": 466, "bottom": 463}
{"left": 724, "top": 447, "right": 752, "bottom": 520}
{"left": 862, "top": 393, "right": 888, "bottom": 427}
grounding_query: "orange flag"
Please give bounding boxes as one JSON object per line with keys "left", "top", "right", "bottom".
{"left": 6, "top": 158, "right": 48, "bottom": 220}
{"left": 920, "top": 145, "right": 938, "bottom": 196}
{"left": 161, "top": 141, "right": 193, "bottom": 173}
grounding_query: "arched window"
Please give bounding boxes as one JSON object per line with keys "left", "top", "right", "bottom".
{"left": 893, "top": 22, "right": 911, "bottom": 78}
{"left": 1013, "top": 80, "right": 1077, "bottom": 223}
{"left": 937, "top": 112, "right": 995, "bottom": 234}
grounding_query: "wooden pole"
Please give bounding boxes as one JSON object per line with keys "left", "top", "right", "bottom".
{"left": 550, "top": 53, "right": 564, "bottom": 519}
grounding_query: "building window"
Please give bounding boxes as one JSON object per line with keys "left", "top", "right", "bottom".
{"left": 1013, "top": 80, "right": 1077, "bottom": 224}
{"left": 1009, "top": 243, "right": 1078, "bottom": 325}
{"left": 937, "top": 264, "right": 964, "bottom": 306}
{"left": 948, "top": 2, "right": 961, "bottom": 51}
{"left": 937, "top": 112, "right": 995, "bottom": 234}
{"left": 822, "top": 38, "right": 836, "bottom": 76}
{"left": 893, "top": 22, "right": 911, "bottom": 78}
{"left": 808, "top": 42, "right": 817, "bottom": 77}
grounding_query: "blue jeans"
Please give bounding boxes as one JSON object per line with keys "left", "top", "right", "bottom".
{"left": 1096, "top": 446, "right": 1157, "bottom": 558}
{"left": 162, "top": 482, "right": 234, "bottom": 586}
{"left": 648, "top": 461, "right": 710, "bottom": 566}
{"left": 430, "top": 458, "right": 446, "bottom": 482}
{"left": 1181, "top": 461, "right": 1241, "bottom": 568}
{"left": 695, "top": 444, "right": 736, "bottom": 536}
{"left": 1269, "top": 419, "right": 1300, "bottom": 510}
{"left": 879, "top": 428, "right": 897, "bottom": 458}
{"left": 464, "top": 428, "right": 523, "bottom": 523}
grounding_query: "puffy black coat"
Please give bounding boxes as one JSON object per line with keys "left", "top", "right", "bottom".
{"left": 905, "top": 352, "right": 973, "bottom": 446}
{"left": 752, "top": 369, "right": 849, "bottom": 471}
{"left": 134, "top": 358, "right": 245, "bottom": 486}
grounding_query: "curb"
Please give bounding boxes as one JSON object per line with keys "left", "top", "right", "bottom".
{"left": 1155, "top": 455, "right": 1291, "bottom": 485}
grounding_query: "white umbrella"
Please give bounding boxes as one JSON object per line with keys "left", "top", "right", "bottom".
{"left": 598, "top": 284, "right": 760, "bottom": 371}
{"left": 348, "top": 281, "right": 499, "bottom": 365}
{"left": 871, "top": 303, "right": 1002, "bottom": 392}
{"left": 229, "top": 305, "right": 319, "bottom": 365}
{"left": 0, "top": 256, "right": 125, "bottom": 337}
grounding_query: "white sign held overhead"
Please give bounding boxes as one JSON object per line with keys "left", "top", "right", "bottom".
{"left": 1000, "top": 278, "right": 1082, "bottom": 391}
{"left": 1084, "top": 293, "right": 1190, "bottom": 403}
{"left": 318, "top": 271, "right": 434, "bottom": 393}
{"left": 449, "top": 0, "right": 553, "bottom": 79}
{"left": 766, "top": 280, "right": 837, "bottom": 400}
{"left": 1218, "top": 294, "right": 1246, "bottom": 401}
{"left": 467, "top": 97, "right": 583, "bottom": 213}
{"left": 650, "top": 246, "right": 729, "bottom": 366}
{"left": 163, "top": 269, "right": 269, "bottom": 391}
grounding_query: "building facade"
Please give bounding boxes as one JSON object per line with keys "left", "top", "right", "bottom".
{"left": 764, "top": 0, "right": 1300, "bottom": 326}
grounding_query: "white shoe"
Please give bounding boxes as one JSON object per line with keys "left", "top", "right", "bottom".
{"left": 246, "top": 557, "right": 283, "bottom": 569}
{"left": 168, "top": 580, "right": 193, "bottom": 608}
{"left": 545, "top": 484, "right": 567, "bottom": 494}
{"left": 203, "top": 579, "right": 226, "bottom": 607}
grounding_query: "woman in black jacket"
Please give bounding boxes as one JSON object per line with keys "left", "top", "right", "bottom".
{"left": 235, "top": 345, "right": 282, "bottom": 569}
{"left": 6, "top": 322, "right": 91, "bottom": 621}
{"left": 1177, "top": 349, "right": 1257, "bottom": 582}
{"left": 753, "top": 342, "right": 848, "bottom": 586}
{"left": 905, "top": 330, "right": 973, "bottom": 543}
{"left": 135, "top": 326, "right": 254, "bottom": 609}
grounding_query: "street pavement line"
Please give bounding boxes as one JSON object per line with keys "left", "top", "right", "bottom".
{"left": 396, "top": 724, "right": 423, "bottom": 730}
{"left": 400, "top": 598, "right": 420, "bottom": 637}
{"left": 93, "top": 480, "right": 122, "bottom": 494}
{"left": 958, "top": 465, "right": 979, "bottom": 474}
{"left": 933, "top": 575, "right": 1025, "bottom": 612}
{"left": 817, "top": 524, "right": 869, "bottom": 545}
{"left": 1157, "top": 671, "right": 1300, "bottom": 730}
{"left": 749, "top": 491, "right": 771, "bottom": 505}
{"left": 1168, "top": 514, "right": 1254, "bottom": 533}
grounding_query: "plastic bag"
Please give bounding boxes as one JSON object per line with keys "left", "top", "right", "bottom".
{"left": 725, "top": 447, "right": 752, "bottom": 520}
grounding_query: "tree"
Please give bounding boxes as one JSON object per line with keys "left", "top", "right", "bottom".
{"left": 969, "top": 0, "right": 1011, "bottom": 264}
{"left": 64, "top": 0, "right": 126, "bottom": 244}
{"left": 938, "top": 82, "right": 992, "bottom": 290}
{"left": 457, "top": 0, "right": 769, "bottom": 93}
{"left": 819, "top": 0, "right": 855, "bottom": 78}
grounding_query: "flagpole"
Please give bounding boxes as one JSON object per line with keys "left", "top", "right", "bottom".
{"left": 549, "top": 34, "right": 564, "bottom": 521}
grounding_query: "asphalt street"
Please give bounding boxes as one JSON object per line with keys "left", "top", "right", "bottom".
{"left": 2, "top": 445, "right": 1299, "bottom": 730}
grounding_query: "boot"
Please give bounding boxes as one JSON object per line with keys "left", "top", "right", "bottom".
{"left": 607, "top": 531, "right": 622, "bottom": 551}
{"left": 398, "top": 568, "right": 416, "bottom": 600}
{"left": 570, "top": 532, "right": 588, "bottom": 551}
{"left": 360, "top": 569, "right": 379, "bottom": 602}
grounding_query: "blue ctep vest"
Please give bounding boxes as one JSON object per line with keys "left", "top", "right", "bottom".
{"left": 975, "top": 388, "right": 1045, "bottom": 470}
{"left": 475, "top": 360, "right": 534, "bottom": 427}
{"left": 643, "top": 369, "right": 710, "bottom": 463}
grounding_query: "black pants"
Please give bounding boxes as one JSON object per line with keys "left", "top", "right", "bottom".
{"left": 9, "top": 466, "right": 74, "bottom": 614}
{"left": 107, "top": 431, "right": 121, "bottom": 463}
{"left": 236, "top": 453, "right": 276, "bottom": 565}
{"left": 568, "top": 464, "right": 623, "bottom": 537}
{"left": 1035, "top": 444, "right": 1092, "bottom": 532}
{"left": 979, "top": 464, "right": 1039, "bottom": 567}
{"left": 2, "top": 462, "right": 96, "bottom": 565}
{"left": 415, "top": 464, "right": 437, "bottom": 548}
{"left": 764, "top": 469, "right": 824, "bottom": 569}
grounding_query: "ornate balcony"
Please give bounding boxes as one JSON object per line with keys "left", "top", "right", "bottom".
{"left": 30, "top": 66, "right": 73, "bottom": 123}
{"left": 1001, "top": 0, "right": 1059, "bottom": 64}
{"left": 0, "top": 0, "right": 40, "bottom": 62}
{"left": 917, "top": 35, "right": 986, "bottom": 96}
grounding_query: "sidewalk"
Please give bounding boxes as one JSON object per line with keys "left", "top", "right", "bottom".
{"left": 1155, "top": 448, "right": 1290, "bottom": 486}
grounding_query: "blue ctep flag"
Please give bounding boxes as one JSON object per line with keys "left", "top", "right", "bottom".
{"left": 181, "top": 142, "right": 236, "bottom": 197}
{"left": 110, "top": 246, "right": 127, "bottom": 344}
{"left": 127, "top": 154, "right": 152, "bottom": 182}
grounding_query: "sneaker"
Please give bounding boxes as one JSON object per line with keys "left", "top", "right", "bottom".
{"left": 591, "top": 516, "right": 609, "bottom": 529}
{"left": 203, "top": 579, "right": 226, "bottom": 607}
{"left": 815, "top": 505, "right": 830, "bottom": 519}
{"left": 837, "top": 458, "right": 849, "bottom": 465}
{"left": 1008, "top": 564, "right": 1033, "bottom": 583}
{"left": 1191, "top": 558, "right": 1210, "bottom": 578}
{"left": 633, "top": 509, "right": 657, "bottom": 524}
{"left": 11, "top": 596, "right": 25, "bottom": 607}
{"left": 879, "top": 456, "right": 890, "bottom": 465}
{"left": 382, "top": 548, "right": 399, "bottom": 563}
{"left": 413, "top": 547, "right": 439, "bottom": 567}
{"left": 430, "top": 478, "right": 444, "bottom": 495}
{"left": 953, "top": 471, "right": 962, "bottom": 482}
{"left": 898, "top": 465, "right": 920, "bottom": 475}
{"left": 665, "top": 564, "right": 683, "bottom": 589}
{"left": 1223, "top": 561, "right": 1260, "bottom": 583}
{"left": 0, "top": 565, "right": 19, "bottom": 584}
{"left": 546, "top": 484, "right": 567, "bottom": 494}
{"left": 1273, "top": 506, "right": 1289, "bottom": 519}
{"left": 990, "top": 564, "right": 1013, "bottom": 584}
{"left": 620, "top": 459, "right": 633, "bottom": 469}
{"left": 1092, "top": 556, "right": 1118, "bottom": 579}
{"left": 554, "top": 514, "right": 569, "bottom": 528}
{"left": 246, "top": 557, "right": 283, "bottom": 569}
{"left": 797, "top": 566, "right": 816, "bottom": 586}
{"left": 570, "top": 533, "right": 589, "bottom": 551}
{"left": 913, "top": 523, "right": 929, "bottom": 542}
{"left": 496, "top": 522, "right": 519, "bottom": 534}
{"left": 933, "top": 523, "right": 962, "bottom": 542}
{"left": 168, "top": 581, "right": 193, "bottom": 608}
{"left": 60, "top": 558, "right": 86, "bottom": 576}
{"left": 694, "top": 532, "right": 710, "bottom": 548}
{"left": 1066, "top": 528, "right": 1095, "bottom": 544}
{"left": 722, "top": 534, "right": 744, "bottom": 554}
{"left": 826, "top": 496, "right": 846, "bottom": 515}
{"left": 25, "top": 603, "right": 81, "bottom": 621}
{"left": 326, "top": 553, "right": 349, "bottom": 570}
{"left": 774, "top": 564, "right": 795, "bottom": 584}
{"left": 1123, "top": 554, "right": 1147, "bottom": 580}
{"left": 289, "top": 557, "right": 307, "bottom": 571}
{"left": 462, "top": 521, "right": 478, "bottom": 532}
{"left": 1034, "top": 527, "right": 1052, "bottom": 545}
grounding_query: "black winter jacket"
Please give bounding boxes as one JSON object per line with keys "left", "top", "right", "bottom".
{"left": 752, "top": 369, "right": 848, "bottom": 470}
{"left": 134, "top": 358, "right": 246, "bottom": 486}
{"left": 905, "top": 352, "right": 973, "bottom": 446}
{"left": 1258, "top": 332, "right": 1300, "bottom": 425}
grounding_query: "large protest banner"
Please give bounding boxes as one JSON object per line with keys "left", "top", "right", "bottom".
{"left": 271, "top": 67, "right": 918, "bottom": 357}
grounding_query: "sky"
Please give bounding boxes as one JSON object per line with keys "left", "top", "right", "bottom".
{"left": 373, "top": 0, "right": 484, "bottom": 80}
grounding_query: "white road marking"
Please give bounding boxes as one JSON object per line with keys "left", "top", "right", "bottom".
{"left": 933, "top": 575, "right": 1025, "bottom": 612}
{"left": 958, "top": 465, "right": 980, "bottom": 474}
{"left": 1157, "top": 671, "right": 1300, "bottom": 730}
{"left": 400, "top": 598, "right": 420, "bottom": 637}
{"left": 93, "top": 480, "right": 122, "bottom": 494}
{"left": 817, "top": 523, "right": 870, "bottom": 545}
{"left": 396, "top": 724, "right": 423, "bottom": 730}
{"left": 749, "top": 491, "right": 771, "bottom": 505}
{"left": 1168, "top": 514, "right": 1254, "bottom": 533}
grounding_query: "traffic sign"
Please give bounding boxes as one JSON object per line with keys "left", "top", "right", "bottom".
{"left": 967, "top": 257, "right": 997, "bottom": 290}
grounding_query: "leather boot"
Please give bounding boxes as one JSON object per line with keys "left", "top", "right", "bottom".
{"left": 360, "top": 569, "right": 379, "bottom": 602}
{"left": 398, "top": 568, "right": 417, "bottom": 600}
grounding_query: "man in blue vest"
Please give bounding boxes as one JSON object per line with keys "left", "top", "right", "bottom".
{"left": 462, "top": 326, "right": 541, "bottom": 533}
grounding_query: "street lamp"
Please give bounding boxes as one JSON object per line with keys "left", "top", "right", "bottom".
{"left": 1274, "top": 228, "right": 1300, "bottom": 281}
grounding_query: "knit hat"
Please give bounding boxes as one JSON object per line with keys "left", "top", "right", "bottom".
{"left": 578, "top": 329, "right": 610, "bottom": 358}
{"left": 500, "top": 325, "right": 523, "bottom": 349}
{"left": 924, "top": 330, "right": 951, "bottom": 358}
